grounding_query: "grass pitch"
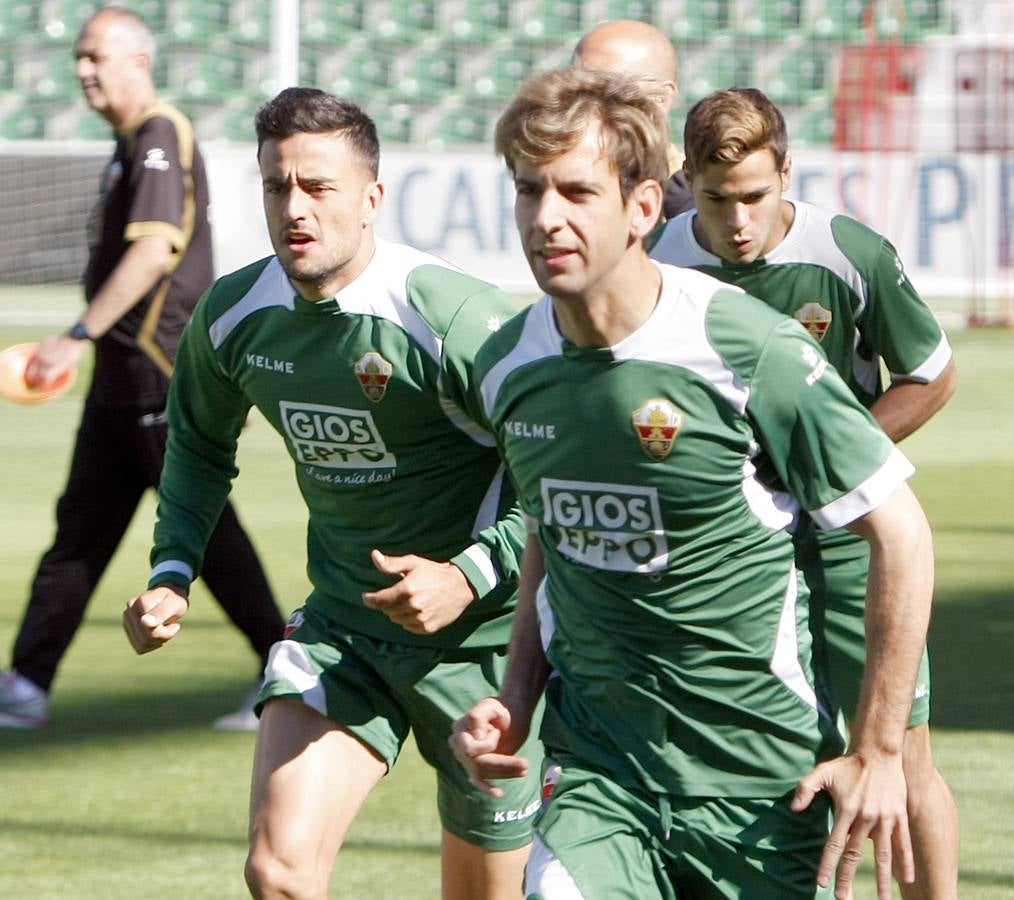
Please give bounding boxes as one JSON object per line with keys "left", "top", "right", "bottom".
{"left": 0, "top": 290, "right": 1012, "bottom": 898}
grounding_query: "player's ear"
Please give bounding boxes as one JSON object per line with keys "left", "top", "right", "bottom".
{"left": 362, "top": 180, "right": 384, "bottom": 224}
{"left": 780, "top": 155, "right": 792, "bottom": 192}
{"left": 630, "top": 178, "right": 664, "bottom": 239}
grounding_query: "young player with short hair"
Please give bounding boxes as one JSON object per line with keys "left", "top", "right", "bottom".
{"left": 651, "top": 87, "right": 958, "bottom": 900}
{"left": 451, "top": 67, "right": 935, "bottom": 900}
{"left": 123, "top": 87, "right": 541, "bottom": 900}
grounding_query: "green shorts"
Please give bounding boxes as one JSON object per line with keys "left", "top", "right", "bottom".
{"left": 525, "top": 758, "right": 833, "bottom": 899}
{"left": 799, "top": 526, "right": 931, "bottom": 727}
{"left": 257, "top": 606, "right": 543, "bottom": 851}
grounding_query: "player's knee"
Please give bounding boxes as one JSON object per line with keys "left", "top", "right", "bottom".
{"left": 245, "top": 843, "right": 325, "bottom": 900}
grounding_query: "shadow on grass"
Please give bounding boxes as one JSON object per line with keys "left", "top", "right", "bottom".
{"left": 0, "top": 678, "right": 258, "bottom": 754}
{"left": 0, "top": 816, "right": 439, "bottom": 855}
{"left": 928, "top": 587, "right": 1014, "bottom": 732}
{"left": 959, "top": 869, "right": 1014, "bottom": 891}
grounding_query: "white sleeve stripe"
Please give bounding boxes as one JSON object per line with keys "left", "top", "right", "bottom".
{"left": 810, "top": 447, "right": 915, "bottom": 531}
{"left": 462, "top": 544, "right": 498, "bottom": 591}
{"left": 209, "top": 258, "right": 294, "bottom": 349}
{"left": 769, "top": 564, "right": 818, "bottom": 712}
{"left": 438, "top": 392, "right": 496, "bottom": 446}
{"left": 150, "top": 560, "right": 194, "bottom": 582}
{"left": 894, "top": 333, "right": 953, "bottom": 384}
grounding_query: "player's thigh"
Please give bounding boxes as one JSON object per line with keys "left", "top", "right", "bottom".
{"left": 524, "top": 763, "right": 675, "bottom": 900}
{"left": 399, "top": 645, "right": 544, "bottom": 853}
{"left": 672, "top": 793, "right": 834, "bottom": 899}
{"left": 250, "top": 697, "right": 387, "bottom": 864}
{"left": 442, "top": 829, "right": 530, "bottom": 900}
{"left": 256, "top": 609, "right": 413, "bottom": 769}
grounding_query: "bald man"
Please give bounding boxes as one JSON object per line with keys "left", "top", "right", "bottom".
{"left": 573, "top": 19, "right": 694, "bottom": 218}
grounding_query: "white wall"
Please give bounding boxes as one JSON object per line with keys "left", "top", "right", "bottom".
{"left": 206, "top": 144, "right": 1014, "bottom": 300}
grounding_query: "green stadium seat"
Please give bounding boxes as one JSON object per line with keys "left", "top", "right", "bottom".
{"left": 902, "top": 0, "right": 950, "bottom": 38}
{"left": 41, "top": 0, "right": 100, "bottom": 44}
{"left": 682, "top": 46, "right": 754, "bottom": 103}
{"left": 178, "top": 51, "right": 247, "bottom": 103}
{"left": 72, "top": 107, "right": 117, "bottom": 140}
{"left": 218, "top": 103, "right": 261, "bottom": 142}
{"left": 374, "top": 0, "right": 439, "bottom": 41}
{"left": 665, "top": 0, "right": 733, "bottom": 43}
{"left": 169, "top": 0, "right": 230, "bottom": 44}
{"left": 0, "top": 106, "right": 45, "bottom": 139}
{"left": 447, "top": 0, "right": 512, "bottom": 44}
{"left": 119, "top": 0, "right": 169, "bottom": 31}
{"left": 603, "top": 0, "right": 657, "bottom": 26}
{"left": 767, "top": 45, "right": 830, "bottom": 106}
{"left": 30, "top": 53, "right": 81, "bottom": 104}
{"left": 738, "top": 0, "right": 804, "bottom": 39}
{"left": 0, "top": 51, "right": 14, "bottom": 92}
{"left": 432, "top": 106, "right": 491, "bottom": 146}
{"left": 227, "top": 0, "right": 272, "bottom": 44}
{"left": 372, "top": 100, "right": 416, "bottom": 144}
{"left": 0, "top": 2, "right": 41, "bottom": 43}
{"left": 319, "top": 43, "right": 393, "bottom": 105}
{"left": 809, "top": 0, "right": 870, "bottom": 41}
{"left": 397, "top": 44, "right": 459, "bottom": 103}
{"left": 795, "top": 105, "right": 836, "bottom": 146}
{"left": 514, "top": 0, "right": 584, "bottom": 45}
{"left": 470, "top": 44, "right": 539, "bottom": 100}
{"left": 301, "top": 0, "right": 367, "bottom": 43}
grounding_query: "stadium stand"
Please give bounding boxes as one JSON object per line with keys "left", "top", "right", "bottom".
{"left": 0, "top": 0, "right": 964, "bottom": 148}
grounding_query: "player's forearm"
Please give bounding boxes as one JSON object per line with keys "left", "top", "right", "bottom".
{"left": 871, "top": 359, "right": 957, "bottom": 443}
{"left": 499, "top": 534, "right": 552, "bottom": 725}
{"left": 80, "top": 236, "right": 174, "bottom": 337}
{"left": 847, "top": 484, "right": 934, "bottom": 756}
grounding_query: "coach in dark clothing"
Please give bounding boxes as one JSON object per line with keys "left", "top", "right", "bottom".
{"left": 0, "top": 6, "right": 284, "bottom": 730}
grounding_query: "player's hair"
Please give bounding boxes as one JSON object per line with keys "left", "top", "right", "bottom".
{"left": 494, "top": 68, "right": 669, "bottom": 201}
{"left": 89, "top": 6, "right": 158, "bottom": 68}
{"left": 254, "top": 87, "right": 380, "bottom": 177}
{"left": 683, "top": 88, "right": 788, "bottom": 175}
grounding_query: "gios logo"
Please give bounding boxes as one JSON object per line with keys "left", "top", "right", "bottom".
{"left": 280, "top": 401, "right": 396, "bottom": 469}
{"left": 540, "top": 479, "right": 667, "bottom": 573}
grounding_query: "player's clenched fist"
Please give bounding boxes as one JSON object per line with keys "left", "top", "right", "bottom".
{"left": 449, "top": 696, "right": 531, "bottom": 798}
{"left": 123, "top": 585, "right": 189, "bottom": 654}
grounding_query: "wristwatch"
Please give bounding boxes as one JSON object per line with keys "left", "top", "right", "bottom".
{"left": 67, "top": 321, "right": 93, "bottom": 341}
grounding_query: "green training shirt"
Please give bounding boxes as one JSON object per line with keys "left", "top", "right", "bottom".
{"left": 651, "top": 200, "right": 952, "bottom": 408}
{"left": 476, "top": 262, "right": 914, "bottom": 797}
{"left": 149, "top": 237, "right": 526, "bottom": 649}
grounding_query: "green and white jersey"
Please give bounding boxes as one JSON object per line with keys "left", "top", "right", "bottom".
{"left": 150, "top": 237, "right": 525, "bottom": 649}
{"left": 651, "top": 200, "right": 952, "bottom": 408}
{"left": 476, "top": 262, "right": 913, "bottom": 798}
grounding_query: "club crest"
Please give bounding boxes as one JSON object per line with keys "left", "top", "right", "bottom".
{"left": 632, "top": 399, "right": 684, "bottom": 461}
{"left": 354, "top": 351, "right": 393, "bottom": 403}
{"left": 793, "top": 302, "right": 832, "bottom": 343}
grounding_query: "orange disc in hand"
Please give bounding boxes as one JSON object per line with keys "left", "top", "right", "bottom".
{"left": 0, "top": 342, "right": 77, "bottom": 404}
